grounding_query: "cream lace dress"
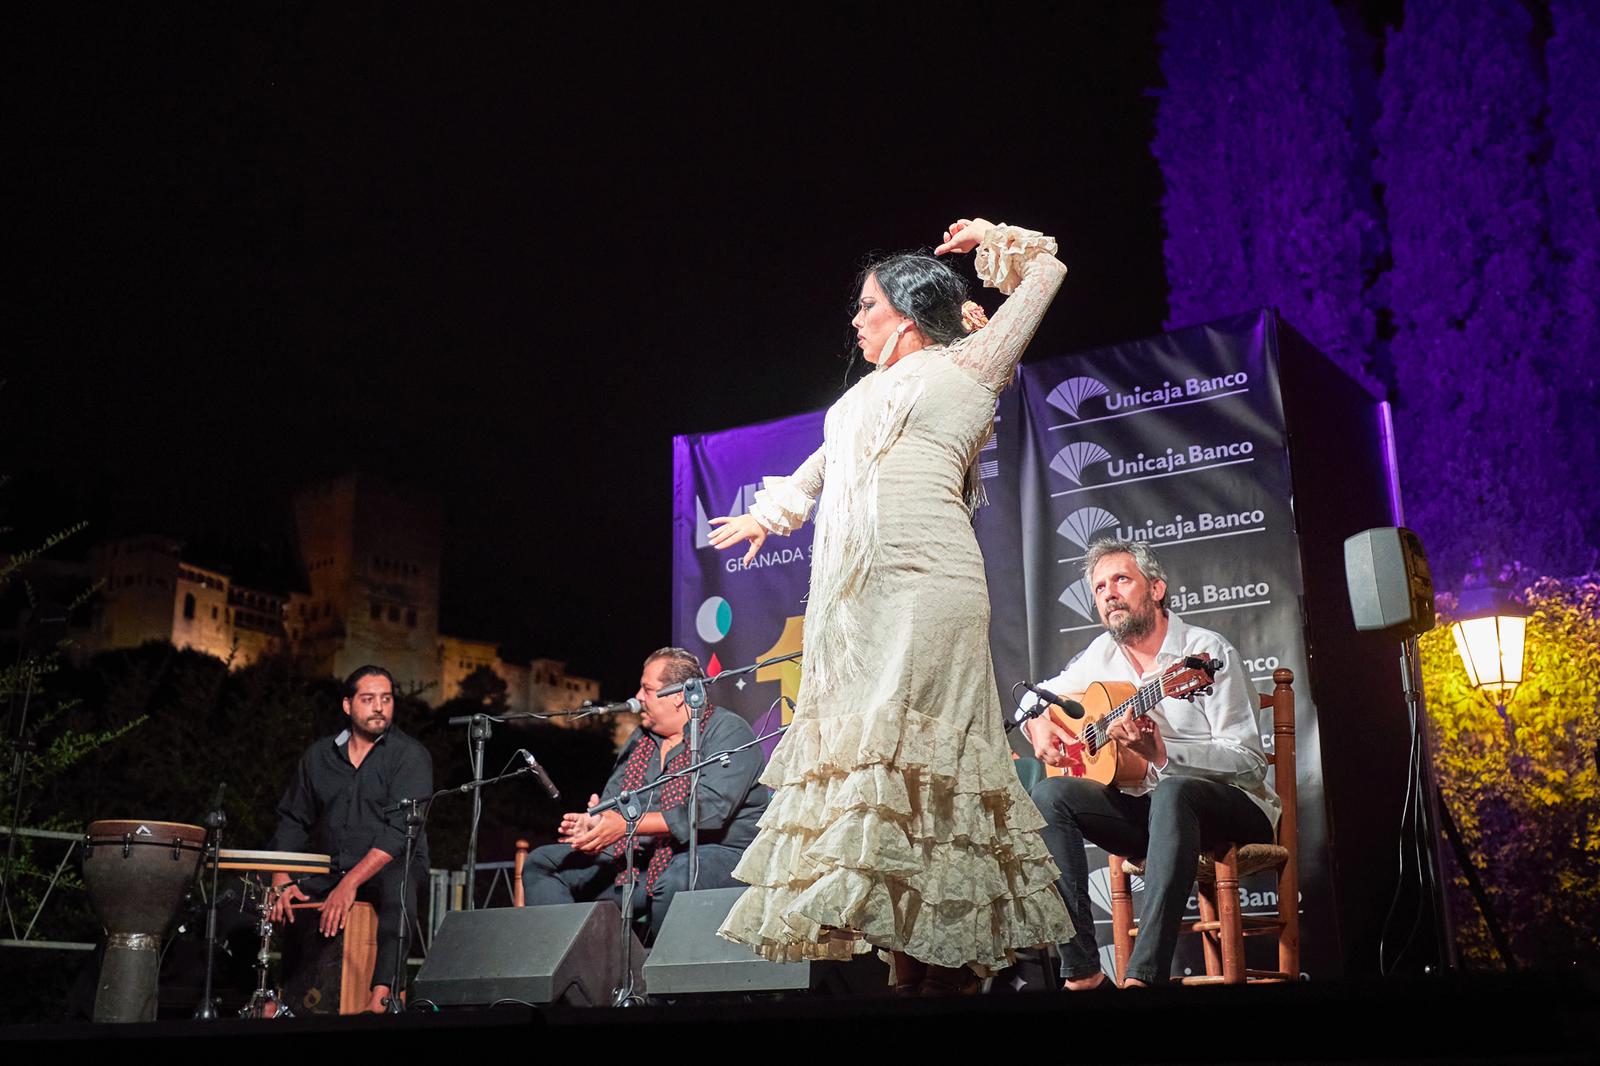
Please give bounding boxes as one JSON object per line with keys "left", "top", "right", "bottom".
{"left": 716, "top": 225, "right": 1075, "bottom": 971}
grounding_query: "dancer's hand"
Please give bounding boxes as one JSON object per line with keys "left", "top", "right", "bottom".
{"left": 708, "top": 514, "right": 769, "bottom": 565}
{"left": 1024, "top": 715, "right": 1085, "bottom": 773}
{"left": 934, "top": 217, "right": 996, "bottom": 256}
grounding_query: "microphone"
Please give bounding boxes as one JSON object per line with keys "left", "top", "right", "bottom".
{"left": 1019, "top": 682, "right": 1086, "bottom": 721}
{"left": 518, "top": 749, "right": 561, "bottom": 800}
{"left": 579, "top": 698, "right": 643, "bottom": 715}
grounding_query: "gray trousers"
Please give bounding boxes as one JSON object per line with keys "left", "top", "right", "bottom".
{"left": 520, "top": 842, "right": 743, "bottom": 942}
{"left": 1030, "top": 775, "right": 1272, "bottom": 985}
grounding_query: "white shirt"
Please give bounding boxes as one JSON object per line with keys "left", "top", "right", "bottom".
{"left": 1025, "top": 613, "right": 1280, "bottom": 830}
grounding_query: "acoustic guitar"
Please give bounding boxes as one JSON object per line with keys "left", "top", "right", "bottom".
{"left": 1042, "top": 655, "right": 1221, "bottom": 786}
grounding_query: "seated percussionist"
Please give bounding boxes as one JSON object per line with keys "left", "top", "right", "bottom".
{"left": 521, "top": 646, "right": 769, "bottom": 940}
{"left": 268, "top": 664, "right": 433, "bottom": 1013}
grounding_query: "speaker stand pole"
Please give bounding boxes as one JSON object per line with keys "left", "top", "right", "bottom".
{"left": 1400, "top": 636, "right": 1457, "bottom": 972}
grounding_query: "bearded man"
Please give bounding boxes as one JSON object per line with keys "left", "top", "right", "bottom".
{"left": 1021, "top": 539, "right": 1279, "bottom": 989}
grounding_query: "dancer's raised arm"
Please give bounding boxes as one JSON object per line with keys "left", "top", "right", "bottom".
{"left": 937, "top": 218, "right": 1067, "bottom": 392}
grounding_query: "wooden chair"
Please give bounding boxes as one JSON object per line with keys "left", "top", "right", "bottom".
{"left": 513, "top": 838, "right": 530, "bottom": 906}
{"left": 1107, "top": 667, "right": 1299, "bottom": 985}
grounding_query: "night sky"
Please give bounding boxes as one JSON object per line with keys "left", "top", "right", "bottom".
{"left": 7, "top": 5, "right": 1168, "bottom": 695}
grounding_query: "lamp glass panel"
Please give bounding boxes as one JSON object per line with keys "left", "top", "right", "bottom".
{"left": 1451, "top": 620, "right": 1485, "bottom": 688}
{"left": 1494, "top": 614, "right": 1526, "bottom": 688}
{"left": 1453, "top": 615, "right": 1525, "bottom": 694}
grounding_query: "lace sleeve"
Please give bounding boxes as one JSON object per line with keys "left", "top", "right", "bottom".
{"left": 747, "top": 445, "right": 825, "bottom": 535}
{"left": 949, "top": 224, "right": 1068, "bottom": 392}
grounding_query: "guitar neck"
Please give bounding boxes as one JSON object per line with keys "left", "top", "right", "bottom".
{"left": 1103, "top": 676, "right": 1167, "bottom": 730}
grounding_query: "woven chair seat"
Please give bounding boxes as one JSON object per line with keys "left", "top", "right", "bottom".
{"left": 1120, "top": 843, "right": 1289, "bottom": 881}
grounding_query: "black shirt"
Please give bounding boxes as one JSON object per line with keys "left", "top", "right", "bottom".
{"left": 269, "top": 726, "right": 433, "bottom": 872}
{"left": 601, "top": 706, "right": 770, "bottom": 851}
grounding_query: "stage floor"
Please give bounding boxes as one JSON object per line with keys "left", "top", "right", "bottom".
{"left": 2, "top": 969, "right": 1595, "bottom": 1062}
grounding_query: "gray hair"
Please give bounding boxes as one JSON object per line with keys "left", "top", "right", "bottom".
{"left": 1082, "top": 538, "right": 1170, "bottom": 612}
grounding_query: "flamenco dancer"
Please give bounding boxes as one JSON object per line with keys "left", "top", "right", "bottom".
{"left": 709, "top": 217, "right": 1074, "bottom": 993}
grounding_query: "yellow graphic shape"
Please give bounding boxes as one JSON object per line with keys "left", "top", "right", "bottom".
{"left": 756, "top": 614, "right": 806, "bottom": 724}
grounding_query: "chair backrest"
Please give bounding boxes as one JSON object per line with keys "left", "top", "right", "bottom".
{"left": 1258, "top": 668, "right": 1297, "bottom": 910}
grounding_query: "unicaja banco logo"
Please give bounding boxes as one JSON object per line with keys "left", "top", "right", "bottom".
{"left": 1047, "top": 371, "right": 1252, "bottom": 425}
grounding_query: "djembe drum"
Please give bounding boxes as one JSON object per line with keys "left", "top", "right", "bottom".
{"left": 82, "top": 819, "right": 207, "bottom": 1022}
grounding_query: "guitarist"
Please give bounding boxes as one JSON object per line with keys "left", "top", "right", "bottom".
{"left": 1021, "top": 539, "right": 1279, "bottom": 989}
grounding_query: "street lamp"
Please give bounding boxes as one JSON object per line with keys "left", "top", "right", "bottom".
{"left": 1450, "top": 581, "right": 1527, "bottom": 715}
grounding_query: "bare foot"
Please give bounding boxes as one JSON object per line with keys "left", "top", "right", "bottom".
{"left": 1063, "top": 972, "right": 1114, "bottom": 991}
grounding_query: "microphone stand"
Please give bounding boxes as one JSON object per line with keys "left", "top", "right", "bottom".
{"left": 648, "top": 651, "right": 801, "bottom": 892}
{"left": 588, "top": 726, "right": 785, "bottom": 1006}
{"left": 465, "top": 714, "right": 490, "bottom": 910}
{"left": 681, "top": 679, "right": 707, "bottom": 891}
{"left": 193, "top": 783, "right": 227, "bottom": 1020}
{"left": 446, "top": 706, "right": 608, "bottom": 909}
{"left": 385, "top": 798, "right": 426, "bottom": 1014}
{"left": 380, "top": 761, "right": 545, "bottom": 1012}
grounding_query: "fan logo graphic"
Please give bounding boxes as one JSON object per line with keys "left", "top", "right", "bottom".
{"left": 695, "top": 485, "right": 761, "bottom": 549}
{"left": 1046, "top": 376, "right": 1110, "bottom": 419}
{"left": 1059, "top": 577, "right": 1096, "bottom": 620}
{"left": 1050, "top": 442, "right": 1112, "bottom": 485}
{"left": 696, "top": 596, "right": 732, "bottom": 644}
{"left": 1046, "top": 371, "right": 1251, "bottom": 425}
{"left": 1057, "top": 507, "right": 1120, "bottom": 549}
{"left": 1088, "top": 865, "right": 1144, "bottom": 918}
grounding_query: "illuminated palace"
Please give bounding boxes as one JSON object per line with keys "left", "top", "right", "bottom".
{"left": 82, "top": 474, "right": 600, "bottom": 719}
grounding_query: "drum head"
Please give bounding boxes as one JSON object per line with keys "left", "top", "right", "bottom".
{"left": 86, "top": 820, "right": 208, "bottom": 848}
{"left": 215, "top": 849, "right": 332, "bottom": 875}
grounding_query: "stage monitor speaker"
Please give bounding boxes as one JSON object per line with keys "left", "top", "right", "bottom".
{"left": 641, "top": 887, "right": 809, "bottom": 995}
{"left": 1343, "top": 526, "right": 1435, "bottom": 636}
{"left": 413, "top": 902, "right": 642, "bottom": 1007}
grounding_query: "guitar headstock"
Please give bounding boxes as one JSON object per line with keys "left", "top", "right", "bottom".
{"left": 1164, "top": 655, "right": 1223, "bottom": 701}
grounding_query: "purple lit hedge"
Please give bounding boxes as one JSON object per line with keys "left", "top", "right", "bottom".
{"left": 1158, "top": 0, "right": 1600, "bottom": 586}
{"left": 1374, "top": 0, "right": 1588, "bottom": 586}
{"left": 1154, "top": 0, "right": 1377, "bottom": 385}
{"left": 1545, "top": 0, "right": 1600, "bottom": 549}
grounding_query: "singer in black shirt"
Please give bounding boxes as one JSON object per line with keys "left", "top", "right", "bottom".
{"left": 268, "top": 664, "right": 433, "bottom": 1012}
{"left": 521, "top": 647, "right": 769, "bottom": 940}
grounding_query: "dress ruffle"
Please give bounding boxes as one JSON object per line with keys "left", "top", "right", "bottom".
{"left": 974, "top": 224, "right": 1059, "bottom": 295}
{"left": 717, "top": 704, "right": 1073, "bottom": 972}
{"left": 749, "top": 475, "right": 815, "bottom": 535}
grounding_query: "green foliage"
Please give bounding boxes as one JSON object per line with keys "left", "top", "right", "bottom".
{"left": 1419, "top": 574, "right": 1600, "bottom": 968}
